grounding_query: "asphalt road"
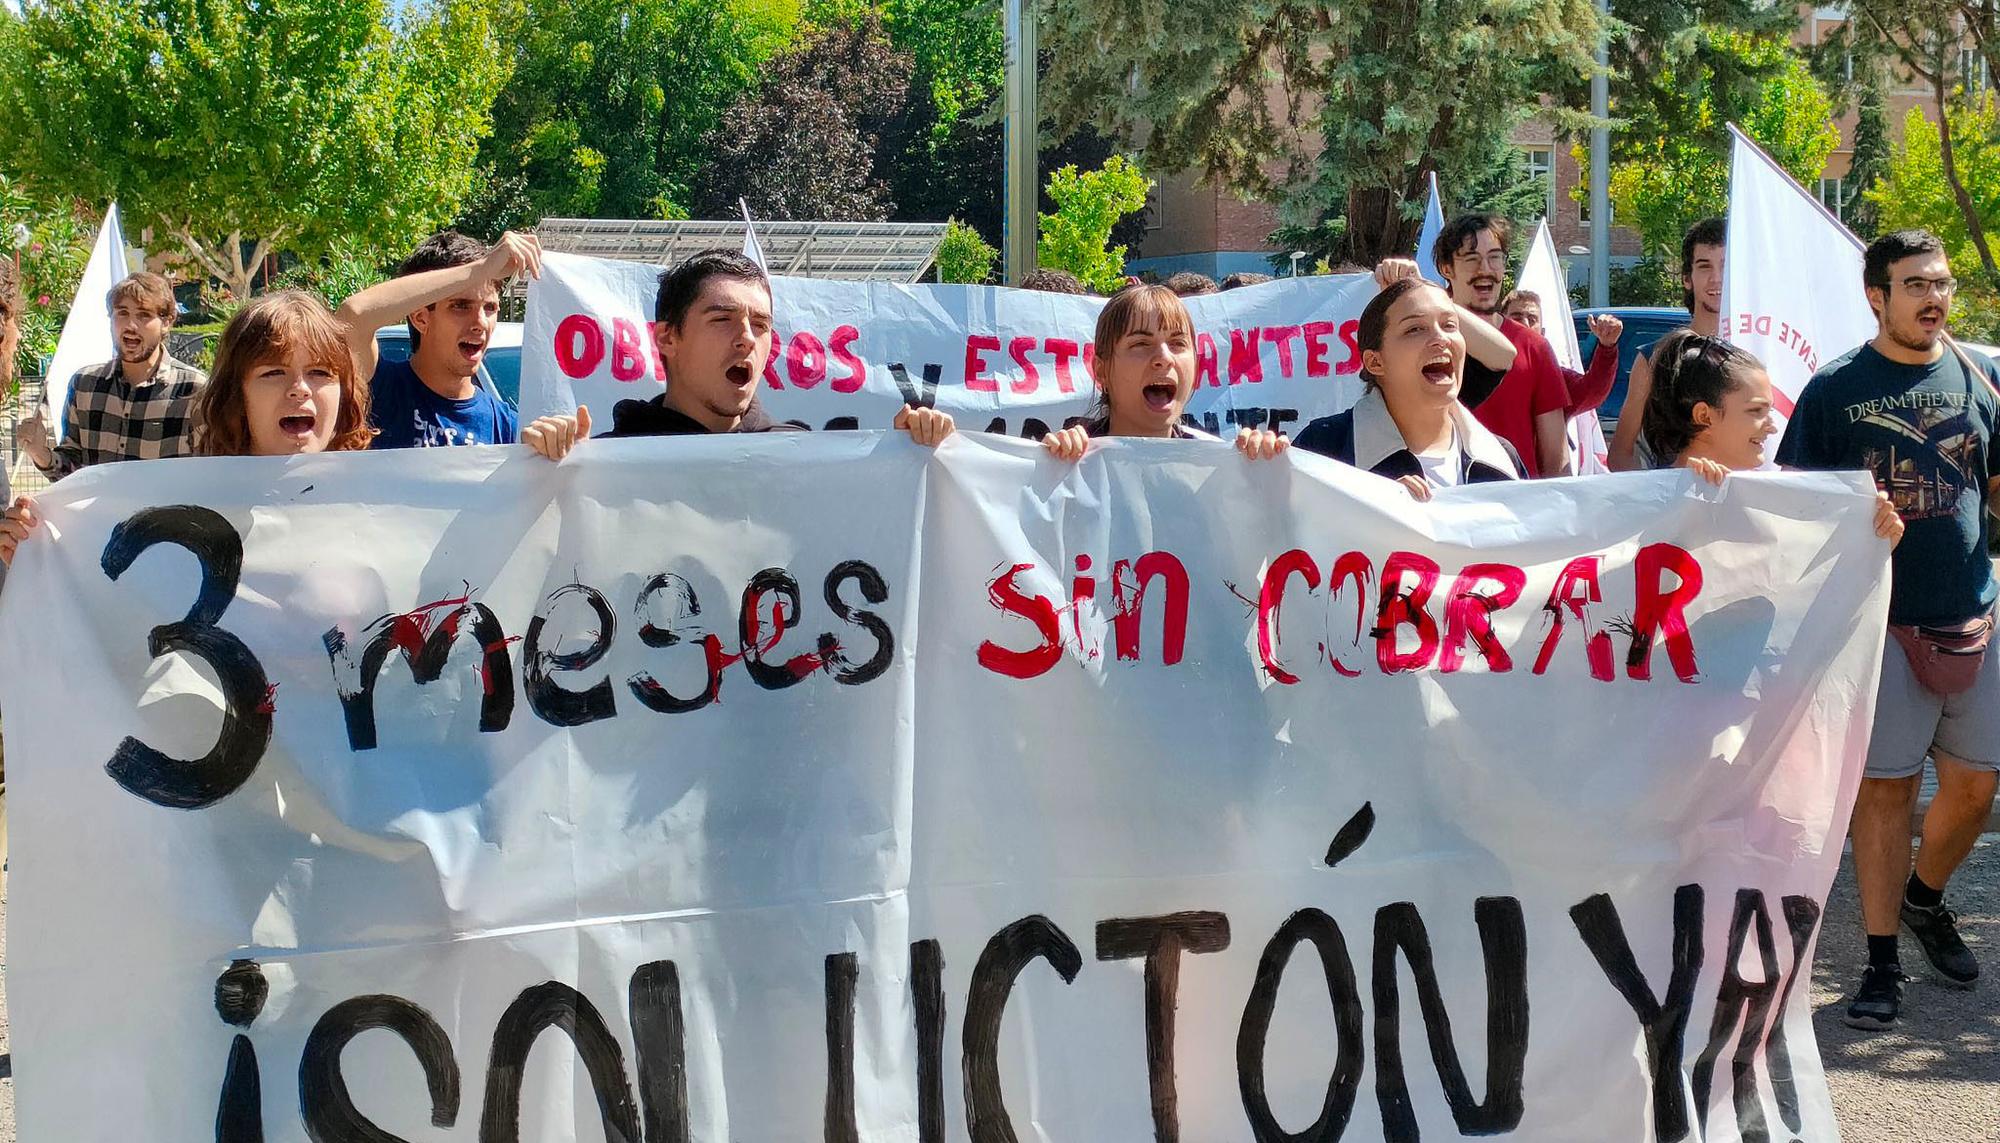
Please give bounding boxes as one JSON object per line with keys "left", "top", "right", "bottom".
{"left": 0, "top": 842, "right": 1990, "bottom": 1140}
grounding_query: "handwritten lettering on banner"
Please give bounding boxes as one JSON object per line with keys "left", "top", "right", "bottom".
{"left": 0, "top": 437, "right": 1886, "bottom": 1141}
{"left": 522, "top": 252, "right": 1378, "bottom": 436}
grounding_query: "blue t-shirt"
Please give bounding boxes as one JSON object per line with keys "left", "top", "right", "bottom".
{"left": 367, "top": 357, "right": 517, "bottom": 449}
{"left": 1775, "top": 342, "right": 2000, "bottom": 626}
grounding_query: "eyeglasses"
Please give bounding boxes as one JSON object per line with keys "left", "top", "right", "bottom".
{"left": 1898, "top": 276, "right": 1958, "bottom": 298}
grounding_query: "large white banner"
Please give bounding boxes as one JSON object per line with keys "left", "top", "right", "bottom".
{"left": 0, "top": 439, "right": 1887, "bottom": 1141}
{"left": 1721, "top": 125, "right": 1874, "bottom": 421}
{"left": 523, "top": 252, "right": 1378, "bottom": 437}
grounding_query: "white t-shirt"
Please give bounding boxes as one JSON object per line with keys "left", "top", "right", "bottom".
{"left": 1415, "top": 435, "right": 1462, "bottom": 488}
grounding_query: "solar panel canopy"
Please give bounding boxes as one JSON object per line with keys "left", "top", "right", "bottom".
{"left": 533, "top": 218, "right": 949, "bottom": 282}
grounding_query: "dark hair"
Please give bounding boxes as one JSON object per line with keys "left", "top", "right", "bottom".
{"left": 1641, "top": 330, "right": 1766, "bottom": 459}
{"left": 1863, "top": 229, "right": 1948, "bottom": 294}
{"left": 1680, "top": 217, "right": 1725, "bottom": 280}
{"left": 106, "top": 271, "right": 178, "bottom": 326}
{"left": 1679, "top": 217, "right": 1726, "bottom": 309}
{"left": 1356, "top": 277, "right": 1448, "bottom": 388}
{"left": 1219, "top": 272, "right": 1273, "bottom": 290}
{"left": 1019, "top": 268, "right": 1090, "bottom": 295}
{"left": 656, "top": 248, "right": 770, "bottom": 329}
{"left": 397, "top": 231, "right": 488, "bottom": 352}
{"left": 194, "top": 290, "right": 375, "bottom": 456}
{"left": 1430, "top": 213, "right": 1511, "bottom": 279}
{"left": 1164, "top": 271, "right": 1218, "bottom": 297}
{"left": 1500, "top": 289, "right": 1540, "bottom": 314}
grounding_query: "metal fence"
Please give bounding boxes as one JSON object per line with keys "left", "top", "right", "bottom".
{"left": 2, "top": 381, "right": 54, "bottom": 499}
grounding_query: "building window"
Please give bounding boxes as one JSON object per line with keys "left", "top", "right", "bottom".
{"left": 1521, "top": 147, "right": 1555, "bottom": 215}
{"left": 1961, "top": 48, "right": 1991, "bottom": 94}
{"left": 1819, "top": 177, "right": 1845, "bottom": 220}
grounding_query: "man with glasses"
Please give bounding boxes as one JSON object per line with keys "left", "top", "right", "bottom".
{"left": 1778, "top": 229, "right": 2000, "bottom": 1030}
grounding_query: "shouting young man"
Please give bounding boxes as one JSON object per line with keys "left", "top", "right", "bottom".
{"left": 16, "top": 271, "right": 205, "bottom": 479}
{"left": 1777, "top": 229, "right": 1997, "bottom": 1030}
{"left": 336, "top": 230, "right": 538, "bottom": 448}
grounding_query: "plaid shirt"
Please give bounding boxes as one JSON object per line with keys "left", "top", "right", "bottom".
{"left": 39, "top": 353, "right": 207, "bottom": 479}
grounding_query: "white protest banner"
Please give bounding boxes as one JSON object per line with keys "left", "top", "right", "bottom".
{"left": 522, "top": 251, "right": 1377, "bottom": 436}
{"left": 1516, "top": 218, "right": 1610, "bottom": 474}
{"left": 1721, "top": 124, "right": 1874, "bottom": 420}
{"left": 1, "top": 439, "right": 1886, "bottom": 1141}
{"left": 43, "top": 201, "right": 130, "bottom": 433}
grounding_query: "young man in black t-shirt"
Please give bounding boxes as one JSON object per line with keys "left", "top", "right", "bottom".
{"left": 1777, "top": 229, "right": 2000, "bottom": 1030}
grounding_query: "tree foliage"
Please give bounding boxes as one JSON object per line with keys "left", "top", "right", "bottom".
{"left": 467, "top": 0, "right": 797, "bottom": 232}
{"left": 691, "top": 13, "right": 913, "bottom": 220}
{"left": 935, "top": 218, "right": 999, "bottom": 283}
{"left": 0, "top": 0, "right": 508, "bottom": 299}
{"left": 1037, "top": 156, "right": 1150, "bottom": 293}
{"left": 1604, "top": 38, "right": 1836, "bottom": 258}
{"left": 1822, "top": 0, "right": 2000, "bottom": 277}
{"left": 1872, "top": 98, "right": 2000, "bottom": 336}
{"left": 1039, "top": 0, "right": 1601, "bottom": 264}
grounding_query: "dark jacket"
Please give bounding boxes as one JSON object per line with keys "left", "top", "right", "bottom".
{"left": 597, "top": 396, "right": 806, "bottom": 438}
{"left": 1294, "top": 388, "right": 1523, "bottom": 484}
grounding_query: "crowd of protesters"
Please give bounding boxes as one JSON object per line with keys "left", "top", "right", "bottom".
{"left": 0, "top": 212, "right": 1990, "bottom": 1035}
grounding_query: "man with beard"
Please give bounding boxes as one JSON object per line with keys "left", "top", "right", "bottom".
{"left": 1778, "top": 229, "right": 1997, "bottom": 1030}
{"left": 1423, "top": 213, "right": 1570, "bottom": 476}
{"left": 15, "top": 271, "right": 206, "bottom": 479}
{"left": 336, "top": 230, "right": 534, "bottom": 448}
{"left": 1610, "top": 217, "right": 1724, "bottom": 470}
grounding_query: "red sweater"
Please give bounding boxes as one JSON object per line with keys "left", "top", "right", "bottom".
{"left": 1462, "top": 318, "right": 1570, "bottom": 477}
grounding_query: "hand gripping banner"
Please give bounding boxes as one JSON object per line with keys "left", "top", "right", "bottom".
{"left": 0, "top": 437, "right": 1886, "bottom": 1141}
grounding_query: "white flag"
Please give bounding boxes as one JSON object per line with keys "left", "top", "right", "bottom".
{"left": 43, "top": 201, "right": 129, "bottom": 433}
{"left": 739, "top": 197, "right": 768, "bottom": 271}
{"left": 1720, "top": 124, "right": 1872, "bottom": 421}
{"left": 1516, "top": 218, "right": 1609, "bottom": 473}
{"left": 1413, "top": 171, "right": 1446, "bottom": 284}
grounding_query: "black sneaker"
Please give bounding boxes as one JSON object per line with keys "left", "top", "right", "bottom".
{"left": 1844, "top": 964, "right": 1910, "bottom": 1030}
{"left": 1902, "top": 900, "right": 1980, "bottom": 988}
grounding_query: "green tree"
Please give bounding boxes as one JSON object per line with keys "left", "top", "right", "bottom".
{"left": 1604, "top": 40, "right": 1837, "bottom": 258}
{"left": 1844, "top": 80, "right": 1891, "bottom": 239}
{"left": 0, "top": 0, "right": 508, "bottom": 299}
{"left": 1821, "top": 0, "right": 2000, "bottom": 278}
{"left": 1037, "top": 156, "right": 1150, "bottom": 293}
{"left": 1039, "top": 0, "right": 1601, "bottom": 264}
{"left": 935, "top": 218, "right": 998, "bottom": 283}
{"left": 1871, "top": 97, "right": 2000, "bottom": 335}
{"left": 470, "top": 0, "right": 797, "bottom": 229}
{"left": 692, "top": 13, "right": 913, "bottom": 220}
{"left": 0, "top": 176, "right": 90, "bottom": 382}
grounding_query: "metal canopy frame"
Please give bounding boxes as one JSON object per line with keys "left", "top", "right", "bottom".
{"left": 532, "top": 218, "right": 949, "bottom": 283}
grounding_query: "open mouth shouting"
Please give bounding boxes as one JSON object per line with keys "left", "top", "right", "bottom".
{"left": 725, "top": 360, "right": 756, "bottom": 389}
{"left": 119, "top": 335, "right": 147, "bottom": 358}
{"left": 457, "top": 337, "right": 488, "bottom": 365}
{"left": 1916, "top": 307, "right": 1946, "bottom": 334}
{"left": 1142, "top": 380, "right": 1179, "bottom": 412}
{"left": 1420, "top": 351, "right": 1457, "bottom": 388}
{"left": 277, "top": 409, "right": 318, "bottom": 440}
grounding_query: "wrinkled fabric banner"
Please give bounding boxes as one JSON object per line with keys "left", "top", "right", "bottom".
{"left": 522, "top": 252, "right": 1379, "bottom": 436}
{"left": 0, "top": 438, "right": 1885, "bottom": 1141}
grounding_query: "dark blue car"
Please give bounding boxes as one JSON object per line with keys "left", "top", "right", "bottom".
{"left": 1571, "top": 306, "right": 1690, "bottom": 431}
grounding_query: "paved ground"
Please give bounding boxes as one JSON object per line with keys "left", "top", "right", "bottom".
{"left": 0, "top": 843, "right": 1989, "bottom": 1139}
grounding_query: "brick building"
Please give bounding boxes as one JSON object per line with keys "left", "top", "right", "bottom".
{"left": 1128, "top": 4, "right": 1949, "bottom": 283}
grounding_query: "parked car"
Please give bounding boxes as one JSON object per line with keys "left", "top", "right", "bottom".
{"left": 1571, "top": 306, "right": 1690, "bottom": 435}
{"left": 374, "top": 321, "right": 524, "bottom": 408}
